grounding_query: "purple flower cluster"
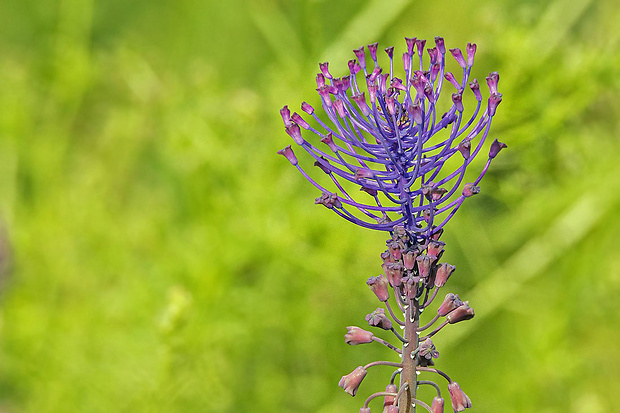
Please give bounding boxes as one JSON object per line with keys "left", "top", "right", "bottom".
{"left": 278, "top": 36, "right": 507, "bottom": 413}
{"left": 278, "top": 36, "right": 506, "bottom": 244}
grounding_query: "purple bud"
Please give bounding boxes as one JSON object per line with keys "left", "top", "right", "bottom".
{"left": 418, "top": 337, "right": 440, "bottom": 360}
{"left": 489, "top": 139, "right": 507, "bottom": 158}
{"left": 385, "top": 96, "right": 397, "bottom": 116}
{"left": 433, "top": 37, "right": 445, "bottom": 55}
{"left": 431, "top": 227, "right": 444, "bottom": 241}
{"left": 402, "top": 249, "right": 419, "bottom": 270}
{"left": 466, "top": 43, "right": 477, "bottom": 67}
{"left": 384, "top": 384, "right": 398, "bottom": 410}
{"left": 452, "top": 92, "right": 463, "bottom": 112}
{"left": 366, "top": 275, "right": 389, "bottom": 302}
{"left": 360, "top": 186, "right": 377, "bottom": 196}
{"left": 434, "top": 263, "right": 456, "bottom": 287}
{"left": 448, "top": 382, "right": 472, "bottom": 411}
{"left": 437, "top": 293, "right": 463, "bottom": 316}
{"left": 277, "top": 145, "right": 298, "bottom": 165}
{"left": 486, "top": 71, "right": 499, "bottom": 94}
{"left": 488, "top": 92, "right": 502, "bottom": 116}
{"left": 367, "top": 42, "right": 379, "bottom": 62}
{"left": 313, "top": 157, "right": 331, "bottom": 174}
{"left": 365, "top": 307, "right": 392, "bottom": 330}
{"left": 316, "top": 73, "right": 325, "bottom": 88}
{"left": 431, "top": 187, "right": 447, "bottom": 201}
{"left": 317, "top": 85, "right": 332, "bottom": 107}
{"left": 402, "top": 52, "right": 411, "bottom": 72}
{"left": 469, "top": 78, "right": 482, "bottom": 101}
{"left": 345, "top": 326, "right": 374, "bottom": 345}
{"left": 352, "top": 93, "right": 371, "bottom": 116}
{"left": 386, "top": 239, "right": 403, "bottom": 260}
{"left": 359, "top": 408, "right": 371, "bottom": 413}
{"left": 407, "top": 102, "right": 423, "bottom": 124}
{"left": 280, "top": 105, "right": 292, "bottom": 126}
{"left": 430, "top": 63, "right": 441, "bottom": 82}
{"left": 462, "top": 183, "right": 480, "bottom": 198}
{"left": 285, "top": 123, "right": 303, "bottom": 144}
{"left": 384, "top": 46, "right": 394, "bottom": 58}
{"left": 384, "top": 262, "right": 404, "bottom": 286}
{"left": 449, "top": 48, "right": 466, "bottom": 69}
{"left": 444, "top": 72, "right": 461, "bottom": 91}
{"left": 427, "top": 241, "right": 445, "bottom": 258}
{"left": 416, "top": 255, "right": 435, "bottom": 278}
{"left": 334, "top": 99, "right": 347, "bottom": 118}
{"left": 405, "top": 37, "right": 416, "bottom": 55}
{"left": 291, "top": 112, "right": 309, "bottom": 129}
{"left": 427, "top": 47, "right": 439, "bottom": 65}
{"left": 415, "top": 38, "right": 427, "bottom": 57}
{"left": 301, "top": 101, "right": 314, "bottom": 115}
{"left": 458, "top": 140, "right": 471, "bottom": 159}
{"left": 348, "top": 59, "right": 361, "bottom": 76}
{"left": 315, "top": 192, "right": 342, "bottom": 209}
{"left": 321, "top": 132, "right": 339, "bottom": 152}
{"left": 447, "top": 302, "right": 475, "bottom": 324}
{"left": 431, "top": 396, "right": 445, "bottom": 413}
{"left": 391, "top": 77, "right": 406, "bottom": 91}
{"left": 319, "top": 62, "right": 332, "bottom": 79}
{"left": 339, "top": 366, "right": 367, "bottom": 396}
{"left": 378, "top": 73, "right": 389, "bottom": 95}
{"left": 353, "top": 46, "right": 366, "bottom": 69}
{"left": 354, "top": 168, "right": 374, "bottom": 180}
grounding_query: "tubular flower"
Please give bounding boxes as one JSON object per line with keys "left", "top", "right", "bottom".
{"left": 339, "top": 366, "right": 368, "bottom": 396}
{"left": 278, "top": 37, "right": 505, "bottom": 244}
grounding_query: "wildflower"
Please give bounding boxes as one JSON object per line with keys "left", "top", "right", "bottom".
{"left": 437, "top": 293, "right": 464, "bottom": 316}
{"left": 278, "top": 37, "right": 504, "bottom": 241}
{"left": 345, "top": 326, "right": 374, "bottom": 345}
{"left": 431, "top": 396, "right": 445, "bottom": 413}
{"left": 418, "top": 337, "right": 440, "bottom": 360}
{"left": 366, "top": 275, "right": 389, "bottom": 302}
{"left": 434, "top": 263, "right": 456, "bottom": 287}
{"left": 448, "top": 382, "right": 472, "bottom": 411}
{"left": 447, "top": 302, "right": 475, "bottom": 324}
{"left": 365, "top": 308, "right": 392, "bottom": 330}
{"left": 339, "top": 366, "right": 367, "bottom": 396}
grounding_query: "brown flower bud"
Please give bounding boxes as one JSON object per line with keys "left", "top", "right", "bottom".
{"left": 431, "top": 396, "right": 445, "bottom": 413}
{"left": 427, "top": 241, "right": 445, "bottom": 258}
{"left": 434, "top": 263, "right": 456, "bottom": 287}
{"left": 383, "top": 384, "right": 398, "bottom": 410}
{"left": 345, "top": 326, "right": 374, "bottom": 345}
{"left": 437, "top": 293, "right": 463, "bottom": 316}
{"left": 448, "top": 382, "right": 472, "bottom": 411}
{"left": 416, "top": 255, "right": 435, "bottom": 278}
{"left": 447, "top": 302, "right": 475, "bottom": 324}
{"left": 367, "top": 275, "right": 389, "bottom": 302}
{"left": 338, "top": 366, "right": 367, "bottom": 396}
{"left": 365, "top": 308, "right": 392, "bottom": 330}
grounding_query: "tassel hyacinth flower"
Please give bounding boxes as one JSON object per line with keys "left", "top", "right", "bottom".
{"left": 278, "top": 36, "right": 506, "bottom": 413}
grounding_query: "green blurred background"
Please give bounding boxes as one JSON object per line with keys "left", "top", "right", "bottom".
{"left": 1, "top": 0, "right": 619, "bottom": 411}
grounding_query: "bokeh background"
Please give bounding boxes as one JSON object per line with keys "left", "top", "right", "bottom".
{"left": 1, "top": 0, "right": 619, "bottom": 411}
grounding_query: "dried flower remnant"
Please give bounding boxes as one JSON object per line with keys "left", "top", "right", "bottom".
{"left": 278, "top": 36, "right": 506, "bottom": 412}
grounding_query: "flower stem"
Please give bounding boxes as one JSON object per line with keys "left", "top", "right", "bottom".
{"left": 385, "top": 300, "right": 405, "bottom": 326}
{"left": 372, "top": 336, "right": 402, "bottom": 354}
{"left": 399, "top": 297, "right": 420, "bottom": 413}
{"left": 417, "top": 314, "right": 440, "bottom": 332}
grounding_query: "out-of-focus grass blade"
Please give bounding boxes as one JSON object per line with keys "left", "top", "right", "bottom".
{"left": 249, "top": 1, "right": 304, "bottom": 68}
{"left": 318, "top": 0, "right": 411, "bottom": 66}
{"left": 440, "top": 162, "right": 620, "bottom": 347}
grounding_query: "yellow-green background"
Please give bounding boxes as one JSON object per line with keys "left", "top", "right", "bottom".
{"left": 1, "top": 0, "right": 619, "bottom": 412}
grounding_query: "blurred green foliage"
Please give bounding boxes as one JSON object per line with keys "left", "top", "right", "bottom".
{"left": 0, "top": 0, "right": 619, "bottom": 412}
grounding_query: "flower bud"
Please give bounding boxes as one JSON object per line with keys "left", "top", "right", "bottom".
{"left": 319, "top": 62, "right": 332, "bottom": 79}
{"left": 365, "top": 308, "right": 392, "bottom": 330}
{"left": 366, "top": 275, "right": 389, "bottom": 302}
{"left": 418, "top": 337, "right": 440, "bottom": 360}
{"left": 462, "top": 183, "right": 480, "bottom": 198}
{"left": 345, "top": 326, "right": 374, "bottom": 345}
{"left": 416, "top": 255, "right": 435, "bottom": 278}
{"left": 434, "top": 263, "right": 456, "bottom": 288}
{"left": 383, "top": 384, "right": 398, "bottom": 410}
{"left": 402, "top": 248, "right": 419, "bottom": 270}
{"left": 285, "top": 123, "right": 304, "bottom": 144}
{"left": 339, "top": 366, "right": 367, "bottom": 396}
{"left": 466, "top": 43, "right": 477, "bottom": 67}
{"left": 448, "top": 382, "right": 472, "bottom": 411}
{"left": 450, "top": 48, "right": 466, "bottom": 69}
{"left": 384, "top": 262, "right": 404, "bottom": 286}
{"left": 301, "top": 101, "right": 314, "bottom": 114}
{"left": 469, "top": 78, "right": 482, "bottom": 101}
{"left": 489, "top": 139, "right": 507, "bottom": 159}
{"left": 315, "top": 192, "right": 341, "bottom": 209}
{"left": 385, "top": 405, "right": 399, "bottom": 413}
{"left": 277, "top": 145, "right": 298, "bottom": 165}
{"left": 291, "top": 112, "right": 309, "bottom": 129}
{"left": 447, "top": 302, "right": 475, "bottom": 324}
{"left": 458, "top": 140, "right": 471, "bottom": 159}
{"left": 488, "top": 92, "right": 503, "bottom": 116}
{"left": 437, "top": 293, "right": 463, "bottom": 316}
{"left": 359, "top": 408, "right": 371, "bottom": 413}
{"left": 485, "top": 71, "right": 499, "bottom": 94}
{"left": 321, "top": 132, "right": 339, "bottom": 152}
{"left": 427, "top": 241, "right": 445, "bottom": 258}
{"left": 431, "top": 396, "right": 445, "bottom": 413}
